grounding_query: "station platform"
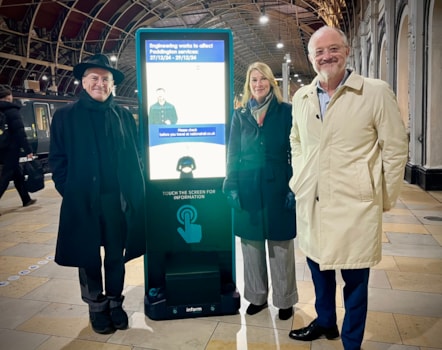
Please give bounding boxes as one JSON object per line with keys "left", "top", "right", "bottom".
{"left": 0, "top": 178, "right": 441, "bottom": 349}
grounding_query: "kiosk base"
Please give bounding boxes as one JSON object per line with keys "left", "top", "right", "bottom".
{"left": 145, "top": 255, "right": 240, "bottom": 320}
{"left": 144, "top": 287, "right": 240, "bottom": 320}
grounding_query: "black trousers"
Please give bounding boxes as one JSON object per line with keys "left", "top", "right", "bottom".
{"left": 79, "top": 193, "right": 126, "bottom": 312}
{"left": 0, "top": 161, "right": 31, "bottom": 205}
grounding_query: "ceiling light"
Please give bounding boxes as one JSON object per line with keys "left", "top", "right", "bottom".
{"left": 276, "top": 2, "right": 283, "bottom": 49}
{"left": 259, "top": 8, "right": 268, "bottom": 24}
{"left": 284, "top": 53, "right": 291, "bottom": 63}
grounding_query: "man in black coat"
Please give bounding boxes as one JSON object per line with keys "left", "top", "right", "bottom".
{"left": 0, "top": 85, "right": 36, "bottom": 209}
{"left": 49, "top": 54, "right": 146, "bottom": 334}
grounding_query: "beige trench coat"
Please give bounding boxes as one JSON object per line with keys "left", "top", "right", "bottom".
{"left": 289, "top": 72, "right": 408, "bottom": 270}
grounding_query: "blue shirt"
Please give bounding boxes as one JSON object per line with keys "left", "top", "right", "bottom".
{"left": 316, "top": 69, "right": 351, "bottom": 120}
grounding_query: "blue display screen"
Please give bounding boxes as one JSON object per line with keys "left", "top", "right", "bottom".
{"left": 137, "top": 30, "right": 231, "bottom": 181}
{"left": 146, "top": 40, "right": 225, "bottom": 63}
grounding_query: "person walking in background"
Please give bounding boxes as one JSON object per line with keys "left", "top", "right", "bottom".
{"left": 223, "top": 62, "right": 297, "bottom": 321}
{"left": 288, "top": 26, "right": 408, "bottom": 349}
{"left": 148, "top": 87, "right": 178, "bottom": 125}
{"left": 49, "top": 54, "right": 146, "bottom": 334}
{"left": 0, "top": 84, "right": 36, "bottom": 210}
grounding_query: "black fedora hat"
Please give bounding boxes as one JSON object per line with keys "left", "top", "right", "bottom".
{"left": 73, "top": 54, "right": 124, "bottom": 84}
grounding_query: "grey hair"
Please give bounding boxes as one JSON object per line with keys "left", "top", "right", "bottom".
{"left": 307, "top": 26, "right": 349, "bottom": 54}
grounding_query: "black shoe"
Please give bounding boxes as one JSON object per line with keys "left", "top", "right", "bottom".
{"left": 246, "top": 302, "right": 268, "bottom": 315}
{"left": 89, "top": 310, "right": 115, "bottom": 334}
{"left": 23, "top": 199, "right": 37, "bottom": 207}
{"left": 110, "top": 306, "right": 129, "bottom": 330}
{"left": 279, "top": 307, "right": 293, "bottom": 320}
{"left": 289, "top": 319, "right": 339, "bottom": 341}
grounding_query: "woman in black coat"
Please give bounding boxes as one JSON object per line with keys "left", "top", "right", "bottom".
{"left": 0, "top": 85, "right": 36, "bottom": 208}
{"left": 223, "top": 62, "right": 298, "bottom": 320}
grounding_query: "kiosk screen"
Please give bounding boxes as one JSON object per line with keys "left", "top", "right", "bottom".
{"left": 137, "top": 30, "right": 232, "bottom": 181}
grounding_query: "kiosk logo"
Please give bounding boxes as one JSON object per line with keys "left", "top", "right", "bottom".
{"left": 176, "top": 205, "right": 202, "bottom": 243}
{"left": 186, "top": 306, "right": 203, "bottom": 313}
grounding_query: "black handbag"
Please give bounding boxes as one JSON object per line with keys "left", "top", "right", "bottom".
{"left": 23, "top": 159, "right": 45, "bottom": 193}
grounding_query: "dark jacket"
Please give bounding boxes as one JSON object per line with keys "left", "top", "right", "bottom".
{"left": 148, "top": 101, "right": 178, "bottom": 125}
{"left": 223, "top": 95, "right": 296, "bottom": 241}
{"left": 0, "top": 101, "right": 32, "bottom": 165}
{"left": 49, "top": 93, "right": 146, "bottom": 267}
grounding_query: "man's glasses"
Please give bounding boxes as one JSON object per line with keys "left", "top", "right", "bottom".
{"left": 311, "top": 45, "right": 346, "bottom": 58}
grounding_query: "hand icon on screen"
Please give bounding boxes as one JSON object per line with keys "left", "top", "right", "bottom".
{"left": 176, "top": 205, "right": 202, "bottom": 243}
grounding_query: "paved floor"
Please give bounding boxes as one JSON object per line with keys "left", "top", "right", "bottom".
{"left": 0, "top": 179, "right": 441, "bottom": 350}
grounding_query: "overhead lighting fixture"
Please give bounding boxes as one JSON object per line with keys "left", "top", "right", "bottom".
{"left": 276, "top": 0, "right": 283, "bottom": 49}
{"left": 259, "top": 8, "right": 269, "bottom": 24}
{"left": 284, "top": 53, "right": 291, "bottom": 63}
{"left": 110, "top": 55, "right": 117, "bottom": 62}
{"left": 276, "top": 39, "right": 284, "bottom": 49}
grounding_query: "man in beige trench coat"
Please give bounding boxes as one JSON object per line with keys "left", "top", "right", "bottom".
{"left": 288, "top": 26, "right": 408, "bottom": 350}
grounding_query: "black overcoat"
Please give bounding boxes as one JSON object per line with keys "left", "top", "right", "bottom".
{"left": 49, "top": 95, "right": 146, "bottom": 267}
{"left": 223, "top": 95, "right": 296, "bottom": 241}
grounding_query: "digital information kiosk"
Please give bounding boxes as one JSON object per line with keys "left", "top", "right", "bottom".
{"left": 135, "top": 28, "right": 240, "bottom": 320}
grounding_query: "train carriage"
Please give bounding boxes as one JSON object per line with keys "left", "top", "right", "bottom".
{"left": 12, "top": 92, "right": 138, "bottom": 173}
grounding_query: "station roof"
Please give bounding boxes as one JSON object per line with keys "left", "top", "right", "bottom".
{"left": 0, "top": 0, "right": 355, "bottom": 98}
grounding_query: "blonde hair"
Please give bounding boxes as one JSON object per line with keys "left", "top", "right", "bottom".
{"left": 240, "top": 62, "right": 283, "bottom": 107}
